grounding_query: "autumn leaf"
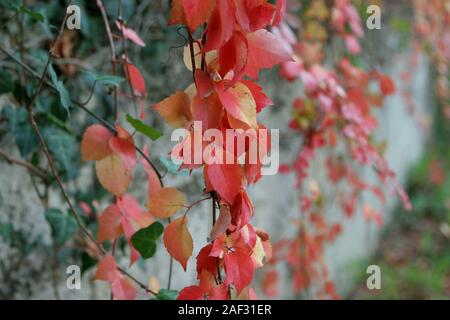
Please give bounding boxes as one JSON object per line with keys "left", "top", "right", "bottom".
{"left": 245, "top": 29, "right": 292, "bottom": 78}
{"left": 379, "top": 74, "right": 396, "bottom": 96}
{"left": 219, "top": 31, "right": 248, "bottom": 81}
{"left": 272, "top": 0, "right": 286, "bottom": 27}
{"left": 191, "top": 93, "right": 223, "bottom": 131}
{"left": 147, "top": 187, "right": 186, "bottom": 218}
{"left": 154, "top": 91, "right": 192, "bottom": 128}
{"left": 124, "top": 63, "right": 146, "bottom": 97}
{"left": 210, "top": 203, "right": 231, "bottom": 240}
{"left": 182, "top": 0, "right": 217, "bottom": 32}
{"left": 205, "top": 163, "right": 243, "bottom": 204}
{"left": 94, "top": 255, "right": 136, "bottom": 300}
{"left": 98, "top": 204, "right": 123, "bottom": 242}
{"left": 163, "top": 216, "right": 193, "bottom": 270}
{"left": 95, "top": 154, "right": 131, "bottom": 197}
{"left": 116, "top": 21, "right": 145, "bottom": 47}
{"left": 205, "top": 0, "right": 235, "bottom": 51}
{"left": 109, "top": 125, "right": 137, "bottom": 172}
{"left": 169, "top": 0, "right": 187, "bottom": 26}
{"left": 81, "top": 125, "right": 113, "bottom": 161}
{"left": 224, "top": 249, "right": 254, "bottom": 295}
{"left": 217, "top": 81, "right": 257, "bottom": 129}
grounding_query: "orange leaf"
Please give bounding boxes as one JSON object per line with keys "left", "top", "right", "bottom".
{"left": 163, "top": 216, "right": 193, "bottom": 270}
{"left": 154, "top": 91, "right": 192, "bottom": 128}
{"left": 81, "top": 125, "right": 113, "bottom": 161}
{"left": 147, "top": 187, "right": 186, "bottom": 218}
{"left": 95, "top": 154, "right": 131, "bottom": 197}
{"left": 217, "top": 81, "right": 257, "bottom": 129}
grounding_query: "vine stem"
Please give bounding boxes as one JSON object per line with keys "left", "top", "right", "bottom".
{"left": 0, "top": 149, "right": 48, "bottom": 180}
{"left": 211, "top": 195, "right": 223, "bottom": 284}
{"left": 96, "top": 0, "right": 119, "bottom": 123}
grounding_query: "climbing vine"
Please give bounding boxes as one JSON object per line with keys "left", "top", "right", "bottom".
{"left": 0, "top": 0, "right": 448, "bottom": 300}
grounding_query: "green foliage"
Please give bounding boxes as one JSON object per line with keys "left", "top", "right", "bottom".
{"left": 131, "top": 222, "right": 164, "bottom": 259}
{"left": 156, "top": 289, "right": 179, "bottom": 300}
{"left": 126, "top": 114, "right": 163, "bottom": 141}
{"left": 2, "top": 106, "right": 38, "bottom": 158}
{"left": 47, "top": 64, "right": 71, "bottom": 114}
{"left": 42, "top": 127, "right": 78, "bottom": 178}
{"left": 45, "top": 208, "right": 78, "bottom": 246}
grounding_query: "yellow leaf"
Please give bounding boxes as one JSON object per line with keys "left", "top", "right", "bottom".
{"left": 95, "top": 154, "right": 131, "bottom": 196}
{"left": 147, "top": 187, "right": 186, "bottom": 218}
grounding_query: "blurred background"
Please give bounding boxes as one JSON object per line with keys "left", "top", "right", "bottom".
{"left": 0, "top": 0, "right": 449, "bottom": 299}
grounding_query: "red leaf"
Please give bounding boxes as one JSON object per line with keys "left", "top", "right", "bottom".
{"left": 224, "top": 249, "right": 254, "bottom": 295}
{"left": 192, "top": 93, "right": 223, "bottom": 131}
{"left": 196, "top": 244, "right": 218, "bottom": 277}
{"left": 98, "top": 204, "right": 123, "bottom": 242}
{"left": 205, "top": 0, "right": 235, "bottom": 51}
{"left": 240, "top": 80, "right": 273, "bottom": 112}
{"left": 205, "top": 163, "right": 243, "bottom": 204}
{"left": 109, "top": 125, "right": 136, "bottom": 172}
{"left": 182, "top": 0, "right": 217, "bottom": 32}
{"left": 169, "top": 0, "right": 187, "bottom": 26}
{"left": 116, "top": 21, "right": 145, "bottom": 47}
{"left": 81, "top": 125, "right": 113, "bottom": 161}
{"left": 124, "top": 63, "right": 146, "bottom": 97}
{"left": 245, "top": 29, "right": 292, "bottom": 78}
{"left": 379, "top": 74, "right": 396, "bottom": 96}
{"left": 194, "top": 70, "right": 215, "bottom": 98}
{"left": 94, "top": 255, "right": 136, "bottom": 300}
{"left": 219, "top": 31, "right": 248, "bottom": 81}
{"left": 177, "top": 286, "right": 204, "bottom": 300}
{"left": 272, "top": 0, "right": 286, "bottom": 27}
{"left": 163, "top": 216, "right": 193, "bottom": 270}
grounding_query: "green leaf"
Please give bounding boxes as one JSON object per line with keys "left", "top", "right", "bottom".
{"left": 159, "top": 156, "right": 189, "bottom": 176}
{"left": 48, "top": 64, "right": 71, "bottom": 114}
{"left": 0, "top": 70, "right": 14, "bottom": 94}
{"left": 2, "top": 106, "right": 38, "bottom": 157}
{"left": 0, "top": 224, "right": 13, "bottom": 242}
{"left": 126, "top": 114, "right": 163, "bottom": 141}
{"left": 45, "top": 208, "right": 78, "bottom": 246}
{"left": 156, "top": 289, "right": 179, "bottom": 300}
{"left": 130, "top": 222, "right": 164, "bottom": 259}
{"left": 43, "top": 127, "right": 77, "bottom": 177}
{"left": 82, "top": 70, "right": 125, "bottom": 86}
{"left": 19, "top": 5, "right": 44, "bottom": 22}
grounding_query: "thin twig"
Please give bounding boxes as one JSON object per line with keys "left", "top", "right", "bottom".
{"left": 0, "top": 149, "right": 48, "bottom": 180}
{"left": 96, "top": 0, "right": 119, "bottom": 122}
